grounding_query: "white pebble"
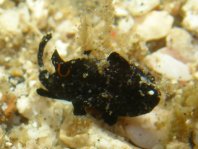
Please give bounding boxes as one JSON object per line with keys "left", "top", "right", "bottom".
{"left": 125, "top": 108, "right": 169, "bottom": 149}
{"left": 54, "top": 12, "right": 63, "bottom": 20}
{"left": 4, "top": 57, "right": 11, "bottom": 62}
{"left": 166, "top": 27, "right": 193, "bottom": 52}
{"left": 56, "top": 20, "right": 77, "bottom": 35}
{"left": 16, "top": 96, "right": 31, "bottom": 115}
{"left": 144, "top": 50, "right": 192, "bottom": 81}
{"left": 55, "top": 40, "right": 69, "bottom": 56}
{"left": 182, "top": 0, "right": 198, "bottom": 34}
{"left": 136, "top": 11, "right": 174, "bottom": 41}
{"left": 29, "top": 80, "right": 37, "bottom": 88}
{"left": 185, "top": 119, "right": 192, "bottom": 125}
{"left": 184, "top": 15, "right": 198, "bottom": 33}
{"left": 0, "top": 10, "right": 20, "bottom": 34}
{"left": 0, "top": 67, "right": 6, "bottom": 79}
{"left": 1, "top": 103, "right": 8, "bottom": 111}
{"left": 5, "top": 142, "right": 12, "bottom": 147}
{"left": 26, "top": 0, "right": 48, "bottom": 28}
{"left": 32, "top": 121, "right": 38, "bottom": 128}
{"left": 166, "top": 27, "right": 195, "bottom": 62}
{"left": 118, "top": 16, "right": 134, "bottom": 33}
{"left": 115, "top": 7, "right": 129, "bottom": 17}
{"left": 126, "top": 0, "right": 160, "bottom": 16}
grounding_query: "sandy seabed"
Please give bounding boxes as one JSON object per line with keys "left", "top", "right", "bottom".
{"left": 0, "top": 0, "right": 198, "bottom": 149}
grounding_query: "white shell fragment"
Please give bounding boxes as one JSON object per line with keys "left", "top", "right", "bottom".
{"left": 144, "top": 50, "right": 192, "bottom": 81}
{"left": 126, "top": 0, "right": 160, "bottom": 16}
{"left": 124, "top": 108, "right": 169, "bottom": 149}
{"left": 182, "top": 0, "right": 198, "bottom": 34}
{"left": 136, "top": 11, "right": 174, "bottom": 41}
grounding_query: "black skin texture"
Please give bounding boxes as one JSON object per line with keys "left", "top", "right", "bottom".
{"left": 37, "top": 33, "right": 160, "bottom": 125}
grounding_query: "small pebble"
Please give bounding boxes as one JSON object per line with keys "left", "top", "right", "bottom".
{"left": 55, "top": 40, "right": 69, "bottom": 56}
{"left": 136, "top": 11, "right": 174, "bottom": 41}
{"left": 144, "top": 50, "right": 192, "bottom": 81}
{"left": 0, "top": 10, "right": 20, "bottom": 34}
{"left": 118, "top": 16, "right": 134, "bottom": 33}
{"left": 5, "top": 142, "right": 12, "bottom": 147}
{"left": 115, "top": 7, "right": 129, "bottom": 17}
{"left": 126, "top": 0, "right": 160, "bottom": 16}
{"left": 125, "top": 108, "right": 169, "bottom": 149}
{"left": 1, "top": 103, "right": 7, "bottom": 111}
{"left": 182, "top": 0, "right": 198, "bottom": 34}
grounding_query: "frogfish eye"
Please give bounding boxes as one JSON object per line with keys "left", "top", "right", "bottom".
{"left": 57, "top": 64, "right": 70, "bottom": 77}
